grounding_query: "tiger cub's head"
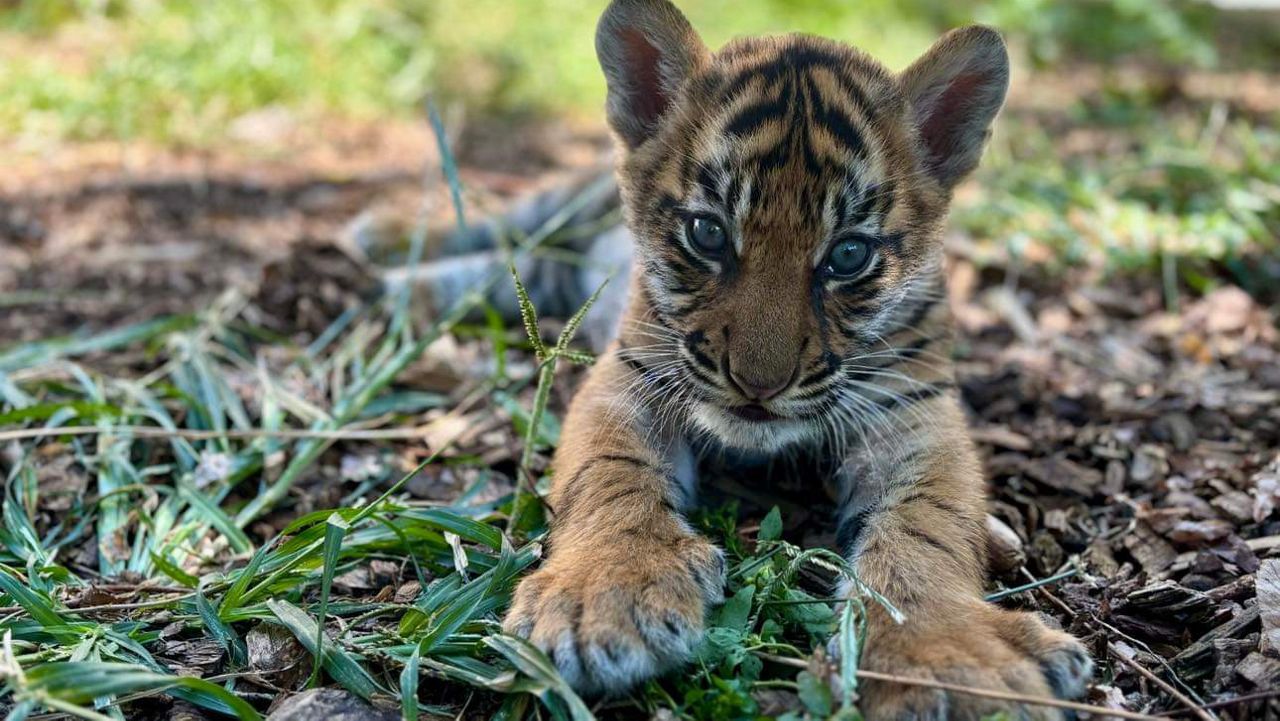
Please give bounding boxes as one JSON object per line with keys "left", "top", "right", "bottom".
{"left": 598, "top": 0, "right": 1008, "bottom": 451}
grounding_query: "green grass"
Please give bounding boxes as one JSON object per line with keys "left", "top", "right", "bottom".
{"left": 961, "top": 106, "right": 1280, "bottom": 297}
{"left": 0, "top": 127, "right": 900, "bottom": 720}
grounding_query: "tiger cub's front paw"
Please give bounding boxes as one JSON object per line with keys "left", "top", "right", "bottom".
{"left": 858, "top": 605, "right": 1092, "bottom": 721}
{"left": 503, "top": 536, "right": 725, "bottom": 696}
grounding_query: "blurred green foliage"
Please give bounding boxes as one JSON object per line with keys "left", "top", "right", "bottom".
{"left": 963, "top": 116, "right": 1280, "bottom": 290}
{"left": 0, "top": 0, "right": 1225, "bottom": 143}
{"left": 929, "top": 0, "right": 1218, "bottom": 67}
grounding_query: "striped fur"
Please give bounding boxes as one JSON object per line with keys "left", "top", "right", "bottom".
{"left": 501, "top": 1, "right": 1091, "bottom": 714}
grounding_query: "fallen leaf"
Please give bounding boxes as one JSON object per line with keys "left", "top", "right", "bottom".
{"left": 1252, "top": 456, "right": 1280, "bottom": 523}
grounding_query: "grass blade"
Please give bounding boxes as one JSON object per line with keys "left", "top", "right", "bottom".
{"left": 310, "top": 513, "right": 349, "bottom": 685}
{"left": 427, "top": 99, "right": 466, "bottom": 233}
{"left": 400, "top": 647, "right": 420, "bottom": 721}
{"left": 267, "top": 599, "right": 381, "bottom": 700}
{"left": 484, "top": 635, "right": 594, "bottom": 721}
{"left": 177, "top": 481, "right": 253, "bottom": 555}
{"left": 196, "top": 584, "right": 247, "bottom": 668}
{"left": 19, "top": 662, "right": 261, "bottom": 720}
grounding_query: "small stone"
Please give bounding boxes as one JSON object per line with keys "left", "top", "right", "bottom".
{"left": 267, "top": 689, "right": 398, "bottom": 721}
{"left": 986, "top": 514, "right": 1025, "bottom": 575}
{"left": 1150, "top": 412, "right": 1198, "bottom": 452}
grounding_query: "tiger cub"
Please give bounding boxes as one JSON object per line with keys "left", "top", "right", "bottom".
{"left": 497, "top": 0, "right": 1093, "bottom": 717}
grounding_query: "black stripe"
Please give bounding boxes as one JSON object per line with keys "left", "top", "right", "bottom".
{"left": 806, "top": 75, "right": 866, "bottom": 159}
{"left": 724, "top": 91, "right": 790, "bottom": 138}
{"left": 667, "top": 230, "right": 713, "bottom": 275}
{"left": 902, "top": 527, "right": 951, "bottom": 555}
{"left": 592, "top": 485, "right": 648, "bottom": 509}
{"left": 895, "top": 295, "right": 940, "bottom": 333}
{"left": 656, "top": 192, "right": 682, "bottom": 216}
{"left": 684, "top": 356, "right": 723, "bottom": 389}
{"left": 617, "top": 343, "right": 660, "bottom": 375}
{"left": 724, "top": 174, "right": 743, "bottom": 215}
{"left": 718, "top": 45, "right": 877, "bottom": 126}
{"left": 845, "top": 182, "right": 897, "bottom": 229}
{"left": 631, "top": 597, "right": 660, "bottom": 655}
{"left": 620, "top": 354, "right": 652, "bottom": 378}
{"left": 896, "top": 491, "right": 969, "bottom": 519}
{"left": 833, "top": 280, "right": 883, "bottom": 304}
{"left": 686, "top": 336, "right": 717, "bottom": 372}
{"left": 871, "top": 181, "right": 898, "bottom": 221}
{"left": 895, "top": 335, "right": 937, "bottom": 360}
{"left": 798, "top": 351, "right": 841, "bottom": 389}
{"left": 810, "top": 273, "right": 835, "bottom": 353}
{"left": 695, "top": 163, "right": 722, "bottom": 203}
{"left": 559, "top": 454, "right": 660, "bottom": 521}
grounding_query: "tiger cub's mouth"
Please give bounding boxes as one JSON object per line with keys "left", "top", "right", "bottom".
{"left": 727, "top": 403, "right": 783, "bottom": 423}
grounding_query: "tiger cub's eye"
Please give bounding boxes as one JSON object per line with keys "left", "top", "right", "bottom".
{"left": 825, "top": 239, "right": 873, "bottom": 278}
{"left": 687, "top": 216, "right": 728, "bottom": 254}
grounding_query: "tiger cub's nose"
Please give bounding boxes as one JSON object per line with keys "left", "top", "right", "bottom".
{"left": 729, "top": 367, "right": 793, "bottom": 402}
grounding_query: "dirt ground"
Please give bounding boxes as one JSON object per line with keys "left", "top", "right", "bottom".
{"left": 3, "top": 76, "right": 1280, "bottom": 718}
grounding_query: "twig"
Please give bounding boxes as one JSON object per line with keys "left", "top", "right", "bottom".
{"left": 63, "top": 596, "right": 195, "bottom": 614}
{"left": 1156, "top": 688, "right": 1280, "bottom": 716}
{"left": 985, "top": 567, "right": 1079, "bottom": 602}
{"left": 757, "top": 652, "right": 1165, "bottom": 721}
{"left": 1090, "top": 614, "right": 1209, "bottom": 708}
{"left": 1109, "top": 644, "right": 1216, "bottom": 721}
{"left": 1015, "top": 572, "right": 1215, "bottom": 720}
{"left": 1018, "top": 566, "right": 1078, "bottom": 617}
{"left": 0, "top": 425, "right": 439, "bottom": 443}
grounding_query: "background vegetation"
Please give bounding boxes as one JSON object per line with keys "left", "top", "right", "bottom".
{"left": 1, "top": 1, "right": 1277, "bottom": 719}
{"left": 0, "top": 0, "right": 1219, "bottom": 142}
{"left": 4, "top": 0, "right": 1273, "bottom": 282}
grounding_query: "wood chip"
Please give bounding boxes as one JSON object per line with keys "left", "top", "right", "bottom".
{"left": 1024, "top": 455, "right": 1103, "bottom": 496}
{"left": 1258, "top": 559, "right": 1280, "bottom": 658}
{"left": 1125, "top": 522, "right": 1179, "bottom": 574}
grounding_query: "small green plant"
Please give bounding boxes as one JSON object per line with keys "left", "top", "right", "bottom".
{"left": 506, "top": 263, "right": 603, "bottom": 534}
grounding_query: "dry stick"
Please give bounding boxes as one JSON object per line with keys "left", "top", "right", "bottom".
{"left": 757, "top": 653, "right": 1165, "bottom": 721}
{"left": 1108, "top": 644, "right": 1217, "bottom": 721}
{"left": 1091, "top": 613, "right": 1209, "bottom": 709}
{"left": 1019, "top": 566, "right": 1078, "bottom": 617}
{"left": 0, "top": 594, "right": 197, "bottom": 617}
{"left": 1022, "top": 569, "right": 1214, "bottom": 719}
{"left": 1157, "top": 688, "right": 1280, "bottom": 716}
{"left": 0, "top": 425, "right": 436, "bottom": 443}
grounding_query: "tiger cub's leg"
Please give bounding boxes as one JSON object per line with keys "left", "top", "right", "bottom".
{"left": 503, "top": 351, "right": 724, "bottom": 696}
{"left": 838, "top": 399, "right": 1092, "bottom": 720}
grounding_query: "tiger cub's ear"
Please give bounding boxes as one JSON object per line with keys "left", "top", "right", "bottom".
{"left": 596, "top": 0, "right": 709, "bottom": 149}
{"left": 900, "top": 25, "right": 1010, "bottom": 189}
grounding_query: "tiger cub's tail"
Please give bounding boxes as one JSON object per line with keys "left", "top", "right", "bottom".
{"left": 365, "top": 172, "right": 632, "bottom": 351}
